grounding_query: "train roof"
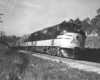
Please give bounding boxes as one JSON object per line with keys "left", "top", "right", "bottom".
{"left": 43, "top": 21, "right": 80, "bottom": 29}
{"left": 30, "top": 21, "right": 81, "bottom": 35}
{"left": 60, "top": 21, "right": 80, "bottom": 27}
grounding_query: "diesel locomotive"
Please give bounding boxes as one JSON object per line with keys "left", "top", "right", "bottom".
{"left": 12, "top": 21, "right": 86, "bottom": 58}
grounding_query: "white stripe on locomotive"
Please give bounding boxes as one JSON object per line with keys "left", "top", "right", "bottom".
{"left": 19, "top": 32, "right": 85, "bottom": 50}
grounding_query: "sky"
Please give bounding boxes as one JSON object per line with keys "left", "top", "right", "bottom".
{"left": 0, "top": 0, "right": 100, "bottom": 36}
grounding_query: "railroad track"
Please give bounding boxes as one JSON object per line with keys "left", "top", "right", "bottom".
{"left": 19, "top": 50, "right": 100, "bottom": 74}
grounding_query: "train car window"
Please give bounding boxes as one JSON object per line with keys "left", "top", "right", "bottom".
{"left": 60, "top": 25, "right": 78, "bottom": 35}
{"left": 43, "top": 29, "right": 47, "bottom": 33}
{"left": 55, "top": 26, "right": 60, "bottom": 35}
{"left": 60, "top": 30, "right": 67, "bottom": 35}
{"left": 34, "top": 33, "right": 38, "bottom": 36}
{"left": 60, "top": 27, "right": 75, "bottom": 33}
{"left": 57, "top": 26, "right": 60, "bottom": 30}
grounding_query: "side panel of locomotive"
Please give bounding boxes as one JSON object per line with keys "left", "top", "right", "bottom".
{"left": 30, "top": 32, "right": 84, "bottom": 49}
{"left": 27, "top": 22, "right": 85, "bottom": 49}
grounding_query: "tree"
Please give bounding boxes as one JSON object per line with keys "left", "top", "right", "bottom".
{"left": 74, "top": 18, "right": 82, "bottom": 28}
{"left": 81, "top": 17, "right": 91, "bottom": 31}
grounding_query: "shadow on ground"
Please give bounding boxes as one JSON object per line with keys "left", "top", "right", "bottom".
{"left": 81, "top": 48, "right": 100, "bottom": 63}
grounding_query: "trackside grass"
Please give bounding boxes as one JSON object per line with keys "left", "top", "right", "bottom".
{"left": 0, "top": 37, "right": 100, "bottom": 80}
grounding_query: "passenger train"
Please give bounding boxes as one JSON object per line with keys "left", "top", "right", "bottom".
{"left": 12, "top": 21, "right": 86, "bottom": 58}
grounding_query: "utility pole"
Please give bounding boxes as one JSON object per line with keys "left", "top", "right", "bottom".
{"left": 0, "top": 31, "right": 5, "bottom": 41}
{"left": 0, "top": 31, "right": 4, "bottom": 40}
{"left": 0, "top": 13, "right": 4, "bottom": 40}
{"left": 0, "top": 13, "right": 3, "bottom": 23}
{"left": 0, "top": 31, "right": 5, "bottom": 37}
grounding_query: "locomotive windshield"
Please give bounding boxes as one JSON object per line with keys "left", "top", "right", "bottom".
{"left": 60, "top": 23, "right": 79, "bottom": 34}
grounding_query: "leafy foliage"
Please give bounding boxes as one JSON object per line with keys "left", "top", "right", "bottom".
{"left": 71, "top": 10, "right": 100, "bottom": 35}
{"left": 81, "top": 18, "right": 91, "bottom": 31}
{"left": 0, "top": 35, "right": 20, "bottom": 43}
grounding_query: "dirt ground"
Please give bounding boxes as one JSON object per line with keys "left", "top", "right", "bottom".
{"left": 0, "top": 44, "right": 100, "bottom": 80}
